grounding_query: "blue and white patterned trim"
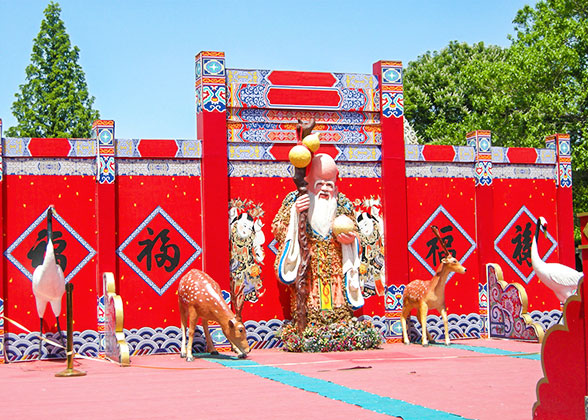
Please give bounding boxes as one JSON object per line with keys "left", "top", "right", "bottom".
{"left": 226, "top": 69, "right": 379, "bottom": 90}
{"left": 537, "top": 149, "right": 557, "bottom": 164}
{"left": 3, "top": 138, "right": 96, "bottom": 157}
{"left": 4, "top": 310, "right": 509, "bottom": 361}
{"left": 227, "top": 108, "right": 380, "bottom": 125}
{"left": 229, "top": 144, "right": 276, "bottom": 161}
{"left": 116, "top": 139, "right": 202, "bottom": 159}
{"left": 491, "top": 147, "right": 557, "bottom": 164}
{"left": 4, "top": 206, "right": 96, "bottom": 283}
{"left": 399, "top": 312, "right": 487, "bottom": 342}
{"left": 405, "top": 162, "right": 474, "bottom": 178}
{"left": 228, "top": 161, "right": 381, "bottom": 178}
{"left": 335, "top": 145, "right": 381, "bottom": 162}
{"left": 4, "top": 158, "right": 95, "bottom": 176}
{"left": 0, "top": 298, "right": 4, "bottom": 362}
{"left": 404, "top": 145, "right": 476, "bottom": 162}
{"left": 116, "top": 160, "right": 201, "bottom": 177}
{"left": 116, "top": 206, "right": 202, "bottom": 296}
{"left": 337, "top": 162, "right": 381, "bottom": 178}
{"left": 492, "top": 164, "right": 556, "bottom": 180}
{"left": 228, "top": 161, "right": 293, "bottom": 178}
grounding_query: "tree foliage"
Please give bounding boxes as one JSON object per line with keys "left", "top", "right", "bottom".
{"left": 404, "top": 0, "right": 588, "bottom": 235}
{"left": 404, "top": 41, "right": 509, "bottom": 145}
{"left": 405, "top": 0, "right": 588, "bottom": 150}
{"left": 6, "top": 2, "right": 99, "bottom": 138}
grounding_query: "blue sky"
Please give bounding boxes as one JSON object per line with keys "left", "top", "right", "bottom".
{"left": 1, "top": 0, "right": 535, "bottom": 139}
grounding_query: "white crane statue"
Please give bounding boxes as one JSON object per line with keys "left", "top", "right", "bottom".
{"left": 32, "top": 205, "right": 66, "bottom": 358}
{"left": 531, "top": 216, "right": 583, "bottom": 321}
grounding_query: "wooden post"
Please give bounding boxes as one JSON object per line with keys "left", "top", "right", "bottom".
{"left": 468, "top": 130, "right": 493, "bottom": 338}
{"left": 195, "top": 51, "right": 230, "bottom": 287}
{"left": 93, "top": 119, "right": 116, "bottom": 358}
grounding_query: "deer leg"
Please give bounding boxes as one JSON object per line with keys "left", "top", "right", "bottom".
{"left": 400, "top": 305, "right": 411, "bottom": 345}
{"left": 441, "top": 308, "right": 450, "bottom": 346}
{"left": 418, "top": 303, "right": 429, "bottom": 347}
{"left": 202, "top": 320, "right": 219, "bottom": 355}
{"left": 179, "top": 302, "right": 188, "bottom": 358}
{"left": 186, "top": 307, "right": 198, "bottom": 362}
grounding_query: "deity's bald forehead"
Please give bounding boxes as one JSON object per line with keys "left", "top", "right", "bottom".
{"left": 306, "top": 153, "right": 339, "bottom": 183}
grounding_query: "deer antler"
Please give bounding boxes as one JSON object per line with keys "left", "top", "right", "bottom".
{"left": 431, "top": 225, "right": 450, "bottom": 258}
{"left": 230, "top": 280, "right": 245, "bottom": 323}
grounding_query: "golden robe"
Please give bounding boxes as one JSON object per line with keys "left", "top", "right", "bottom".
{"left": 272, "top": 191, "right": 362, "bottom": 324}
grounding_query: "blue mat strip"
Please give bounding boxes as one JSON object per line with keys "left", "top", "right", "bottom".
{"left": 207, "top": 357, "right": 471, "bottom": 420}
{"left": 444, "top": 343, "right": 541, "bottom": 360}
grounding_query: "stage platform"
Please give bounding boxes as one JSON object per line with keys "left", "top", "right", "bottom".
{"left": 0, "top": 338, "right": 542, "bottom": 419}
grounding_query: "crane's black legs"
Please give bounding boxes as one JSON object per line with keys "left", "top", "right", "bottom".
{"left": 55, "top": 317, "right": 66, "bottom": 349}
{"left": 38, "top": 316, "right": 67, "bottom": 359}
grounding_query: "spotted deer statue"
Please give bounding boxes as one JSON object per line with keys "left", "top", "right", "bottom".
{"left": 178, "top": 269, "right": 250, "bottom": 361}
{"left": 400, "top": 226, "right": 467, "bottom": 346}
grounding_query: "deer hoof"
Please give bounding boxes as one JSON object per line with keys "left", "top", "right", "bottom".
{"left": 186, "top": 355, "right": 194, "bottom": 362}
{"left": 180, "top": 351, "right": 186, "bottom": 358}
{"left": 445, "top": 340, "right": 450, "bottom": 346}
{"left": 422, "top": 342, "right": 429, "bottom": 347}
{"left": 403, "top": 341, "right": 410, "bottom": 345}
{"left": 210, "top": 350, "right": 219, "bottom": 356}
{"left": 238, "top": 353, "right": 247, "bottom": 359}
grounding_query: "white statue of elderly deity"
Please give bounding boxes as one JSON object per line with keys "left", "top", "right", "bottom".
{"left": 272, "top": 153, "right": 364, "bottom": 325}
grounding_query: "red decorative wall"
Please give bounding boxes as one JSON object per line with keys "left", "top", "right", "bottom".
{"left": 0, "top": 53, "right": 575, "bottom": 361}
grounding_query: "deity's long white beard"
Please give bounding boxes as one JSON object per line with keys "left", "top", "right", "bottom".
{"left": 308, "top": 193, "right": 337, "bottom": 237}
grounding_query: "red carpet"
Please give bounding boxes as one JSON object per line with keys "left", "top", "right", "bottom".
{"left": 0, "top": 339, "right": 542, "bottom": 420}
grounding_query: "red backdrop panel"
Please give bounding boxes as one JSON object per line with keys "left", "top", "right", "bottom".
{"left": 116, "top": 175, "right": 203, "bottom": 329}
{"left": 229, "top": 176, "right": 386, "bottom": 322}
{"left": 4, "top": 174, "right": 97, "bottom": 332}
{"left": 492, "top": 178, "right": 560, "bottom": 311}
{"left": 406, "top": 177, "right": 479, "bottom": 315}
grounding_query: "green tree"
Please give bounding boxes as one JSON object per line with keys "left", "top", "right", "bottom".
{"left": 404, "top": 0, "right": 588, "bottom": 237}
{"left": 505, "top": 0, "right": 588, "bottom": 149}
{"left": 6, "top": 2, "right": 99, "bottom": 138}
{"left": 404, "top": 41, "right": 509, "bottom": 145}
{"left": 508, "top": 0, "right": 588, "bottom": 237}
{"left": 405, "top": 0, "right": 588, "bottom": 150}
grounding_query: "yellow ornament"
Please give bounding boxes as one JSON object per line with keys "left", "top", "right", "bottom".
{"left": 332, "top": 215, "right": 355, "bottom": 235}
{"left": 289, "top": 145, "right": 312, "bottom": 168}
{"left": 302, "top": 133, "right": 320, "bottom": 153}
{"left": 359, "top": 263, "right": 367, "bottom": 275}
{"left": 249, "top": 265, "right": 260, "bottom": 277}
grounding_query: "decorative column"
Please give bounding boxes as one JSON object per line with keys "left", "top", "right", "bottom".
{"left": 577, "top": 213, "right": 588, "bottom": 391}
{"left": 468, "top": 130, "right": 493, "bottom": 338}
{"left": 373, "top": 61, "right": 408, "bottom": 341}
{"left": 533, "top": 212, "right": 588, "bottom": 419}
{"left": 93, "top": 119, "right": 116, "bottom": 358}
{"left": 545, "top": 134, "right": 574, "bottom": 268}
{"left": 195, "top": 51, "right": 230, "bottom": 286}
{"left": 0, "top": 118, "right": 4, "bottom": 363}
